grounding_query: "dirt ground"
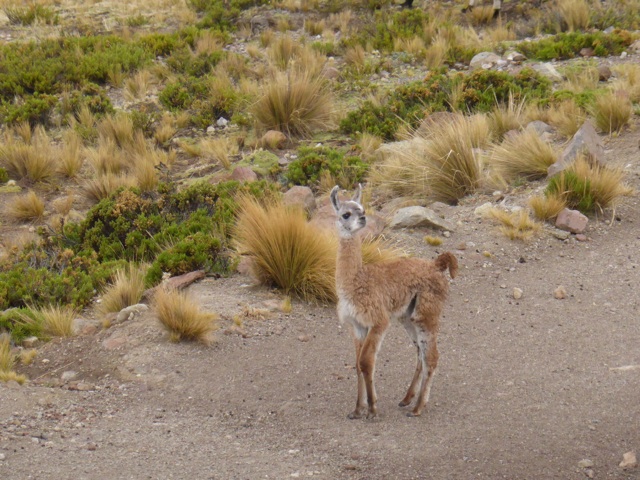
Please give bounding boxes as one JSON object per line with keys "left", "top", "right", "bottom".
{"left": 1, "top": 131, "right": 640, "bottom": 479}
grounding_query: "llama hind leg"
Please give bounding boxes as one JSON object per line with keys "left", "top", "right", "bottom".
{"left": 408, "top": 330, "right": 439, "bottom": 417}
{"left": 398, "top": 318, "right": 422, "bottom": 407}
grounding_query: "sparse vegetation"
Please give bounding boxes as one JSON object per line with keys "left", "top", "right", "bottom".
{"left": 486, "top": 207, "right": 542, "bottom": 241}
{"left": 99, "top": 263, "right": 148, "bottom": 314}
{"left": 490, "top": 129, "right": 558, "bottom": 182}
{"left": 154, "top": 287, "right": 217, "bottom": 343}
{"left": 6, "top": 191, "right": 46, "bottom": 223}
{"left": 591, "top": 91, "right": 632, "bottom": 134}
{"left": 0, "top": 333, "right": 27, "bottom": 384}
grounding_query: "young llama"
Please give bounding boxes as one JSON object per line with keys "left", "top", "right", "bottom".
{"left": 330, "top": 185, "right": 457, "bottom": 419}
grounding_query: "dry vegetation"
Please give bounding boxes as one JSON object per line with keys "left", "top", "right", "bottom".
{"left": 0, "top": 0, "right": 637, "bottom": 352}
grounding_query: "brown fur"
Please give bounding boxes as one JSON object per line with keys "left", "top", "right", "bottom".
{"left": 331, "top": 185, "right": 457, "bottom": 419}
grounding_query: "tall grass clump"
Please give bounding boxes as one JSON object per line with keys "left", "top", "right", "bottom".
{"left": 591, "top": 91, "right": 632, "bottom": 134}
{"left": 19, "top": 305, "right": 77, "bottom": 338}
{"left": 6, "top": 190, "right": 45, "bottom": 223}
{"left": 547, "top": 99, "right": 586, "bottom": 138}
{"left": 371, "top": 114, "right": 486, "bottom": 204}
{"left": 252, "top": 69, "right": 334, "bottom": 138}
{"left": 488, "top": 94, "right": 526, "bottom": 140}
{"left": 546, "top": 155, "right": 631, "bottom": 214}
{"left": 486, "top": 207, "right": 542, "bottom": 241}
{"left": 490, "top": 129, "right": 558, "bottom": 182}
{"left": 556, "top": 0, "right": 590, "bottom": 32}
{"left": 529, "top": 194, "right": 567, "bottom": 220}
{"left": 99, "top": 263, "right": 148, "bottom": 314}
{"left": 0, "top": 129, "right": 58, "bottom": 182}
{"left": 234, "top": 197, "right": 401, "bottom": 303}
{"left": 154, "top": 287, "right": 217, "bottom": 344}
{"left": 0, "top": 333, "right": 27, "bottom": 384}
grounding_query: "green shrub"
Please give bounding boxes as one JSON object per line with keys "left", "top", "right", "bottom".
{"left": 192, "top": 0, "right": 269, "bottom": 30}
{"left": 4, "top": 4, "right": 58, "bottom": 25}
{"left": 286, "top": 146, "right": 369, "bottom": 188}
{"left": 0, "top": 167, "right": 8, "bottom": 183}
{"left": 517, "top": 31, "right": 635, "bottom": 61}
{"left": 341, "top": 68, "right": 550, "bottom": 139}
{"left": 0, "top": 94, "right": 58, "bottom": 126}
{"left": 349, "top": 8, "right": 430, "bottom": 51}
{"left": 0, "top": 309, "right": 41, "bottom": 343}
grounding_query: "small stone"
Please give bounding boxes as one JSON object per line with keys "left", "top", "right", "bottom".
{"left": 230, "top": 166, "right": 258, "bottom": 182}
{"left": 443, "top": 231, "right": 451, "bottom": 238}
{"left": 298, "top": 335, "right": 310, "bottom": 342}
{"left": 513, "top": 288, "right": 523, "bottom": 300}
{"left": 115, "top": 304, "right": 149, "bottom": 324}
{"left": 619, "top": 451, "right": 637, "bottom": 469}
{"left": 61, "top": 371, "right": 78, "bottom": 382}
{"left": 556, "top": 208, "right": 588, "bottom": 234}
{"left": 206, "top": 126, "right": 215, "bottom": 134}
{"left": 554, "top": 286, "right": 567, "bottom": 300}
{"left": 0, "top": 453, "right": 5, "bottom": 460}
{"left": 579, "top": 47, "right": 595, "bottom": 57}
{"left": 578, "top": 459, "right": 594, "bottom": 468}
{"left": 598, "top": 65, "right": 612, "bottom": 82}
{"left": 87, "top": 443, "right": 98, "bottom": 451}
{"left": 216, "top": 117, "right": 229, "bottom": 127}
{"left": 68, "top": 382, "right": 93, "bottom": 391}
{"left": 474, "top": 202, "right": 494, "bottom": 218}
{"left": 551, "top": 229, "right": 570, "bottom": 241}
{"left": 585, "top": 468, "right": 594, "bottom": 478}
{"left": 102, "top": 336, "right": 126, "bottom": 350}
{"left": 469, "top": 52, "right": 502, "bottom": 69}
{"left": 620, "top": 51, "right": 627, "bottom": 59}
{"left": 575, "top": 234, "right": 588, "bottom": 242}
{"left": 22, "top": 336, "right": 39, "bottom": 348}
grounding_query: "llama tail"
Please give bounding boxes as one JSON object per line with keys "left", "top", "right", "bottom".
{"left": 435, "top": 252, "right": 458, "bottom": 279}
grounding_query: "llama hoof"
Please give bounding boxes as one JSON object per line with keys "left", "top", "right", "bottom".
{"left": 347, "top": 411, "right": 365, "bottom": 420}
{"left": 398, "top": 400, "right": 411, "bottom": 407}
{"left": 406, "top": 411, "right": 422, "bottom": 418}
{"left": 366, "top": 412, "right": 378, "bottom": 420}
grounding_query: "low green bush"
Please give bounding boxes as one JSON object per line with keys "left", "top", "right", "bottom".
{"left": 0, "top": 167, "right": 8, "bottom": 183}
{"left": 517, "top": 31, "right": 635, "bottom": 61}
{"left": 0, "top": 309, "right": 41, "bottom": 343}
{"left": 286, "top": 146, "right": 369, "bottom": 188}
{"left": 341, "top": 68, "right": 550, "bottom": 139}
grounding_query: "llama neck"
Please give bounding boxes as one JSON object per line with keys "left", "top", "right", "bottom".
{"left": 336, "top": 234, "right": 363, "bottom": 292}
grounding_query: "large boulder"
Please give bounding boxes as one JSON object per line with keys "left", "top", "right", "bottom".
{"left": 548, "top": 120, "right": 605, "bottom": 177}
{"left": 531, "top": 62, "right": 563, "bottom": 82}
{"left": 389, "top": 206, "right": 455, "bottom": 232}
{"left": 283, "top": 186, "right": 316, "bottom": 214}
{"left": 469, "top": 52, "right": 502, "bottom": 70}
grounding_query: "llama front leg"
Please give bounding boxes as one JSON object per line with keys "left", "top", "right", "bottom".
{"left": 348, "top": 334, "right": 368, "bottom": 419}
{"left": 359, "top": 322, "right": 388, "bottom": 419}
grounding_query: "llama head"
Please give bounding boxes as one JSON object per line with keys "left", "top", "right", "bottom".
{"left": 330, "top": 184, "right": 366, "bottom": 238}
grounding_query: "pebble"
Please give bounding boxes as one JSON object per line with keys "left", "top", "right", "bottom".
{"left": 554, "top": 286, "right": 567, "bottom": 299}
{"left": 578, "top": 459, "right": 594, "bottom": 468}
{"left": 619, "top": 451, "right": 637, "bottom": 469}
{"left": 513, "top": 288, "right": 523, "bottom": 300}
{"left": 0, "top": 453, "right": 5, "bottom": 460}
{"left": 298, "top": 335, "right": 310, "bottom": 342}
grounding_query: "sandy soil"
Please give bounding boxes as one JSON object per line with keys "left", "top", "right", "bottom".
{"left": 1, "top": 120, "right": 639, "bottom": 479}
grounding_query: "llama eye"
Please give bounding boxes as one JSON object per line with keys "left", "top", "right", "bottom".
{"left": 342, "top": 212, "right": 351, "bottom": 219}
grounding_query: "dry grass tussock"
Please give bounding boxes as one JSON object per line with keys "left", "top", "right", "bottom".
{"left": 556, "top": 0, "right": 590, "bottom": 31}
{"left": 486, "top": 207, "right": 542, "bottom": 241}
{"left": 489, "top": 94, "right": 526, "bottom": 140}
{"left": 99, "top": 263, "right": 148, "bottom": 315}
{"left": 529, "top": 194, "right": 566, "bottom": 220}
{"left": 424, "top": 36, "right": 448, "bottom": 69}
{"left": 0, "top": 333, "right": 27, "bottom": 384}
{"left": 547, "top": 155, "right": 632, "bottom": 214}
{"left": 591, "top": 90, "right": 632, "bottom": 134}
{"left": 125, "top": 69, "right": 154, "bottom": 101}
{"left": 561, "top": 62, "right": 599, "bottom": 93}
{"left": 0, "top": 127, "right": 58, "bottom": 182}
{"left": 371, "top": 114, "right": 486, "bottom": 204}
{"left": 97, "top": 113, "right": 136, "bottom": 150}
{"left": 252, "top": 68, "right": 334, "bottom": 138}
{"left": 547, "top": 100, "right": 586, "bottom": 138}
{"left": 489, "top": 129, "right": 558, "bottom": 182}
{"left": 611, "top": 64, "right": 640, "bottom": 102}
{"left": 82, "top": 173, "right": 136, "bottom": 203}
{"left": 20, "top": 305, "right": 77, "bottom": 338}
{"left": 154, "top": 287, "right": 218, "bottom": 344}
{"left": 6, "top": 190, "right": 45, "bottom": 223}
{"left": 234, "top": 197, "right": 402, "bottom": 303}
{"left": 57, "top": 129, "right": 83, "bottom": 178}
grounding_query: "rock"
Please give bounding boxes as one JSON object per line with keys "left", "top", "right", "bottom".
{"left": 579, "top": 47, "right": 595, "bottom": 57}
{"left": 206, "top": 126, "right": 215, "bottom": 134}
{"left": 68, "top": 382, "right": 93, "bottom": 391}
{"left": 237, "top": 150, "right": 280, "bottom": 177}
{"left": 216, "top": 117, "right": 229, "bottom": 128}
{"left": 550, "top": 228, "right": 570, "bottom": 240}
{"left": 230, "top": 166, "right": 258, "bottom": 182}
{"left": 526, "top": 120, "right": 554, "bottom": 136}
{"left": 598, "top": 65, "right": 612, "bottom": 82}
{"left": 0, "top": 453, "right": 5, "bottom": 460}
{"left": 61, "top": 371, "right": 78, "bottom": 382}
{"left": 619, "top": 451, "right": 637, "bottom": 469}
{"left": 505, "top": 51, "right": 526, "bottom": 62}
{"left": 513, "top": 288, "right": 523, "bottom": 300}
{"left": 578, "top": 459, "right": 594, "bottom": 468}
{"left": 585, "top": 468, "right": 594, "bottom": 478}
{"left": 102, "top": 335, "right": 126, "bottom": 350}
{"left": 250, "top": 14, "right": 270, "bottom": 33}
{"left": 554, "top": 285, "right": 567, "bottom": 300}
{"left": 474, "top": 202, "right": 494, "bottom": 218}
{"left": 575, "top": 233, "right": 588, "bottom": 242}
{"left": 22, "top": 336, "right": 39, "bottom": 348}
{"left": 531, "top": 63, "right": 563, "bottom": 82}
{"left": 115, "top": 304, "right": 149, "bottom": 324}
{"left": 259, "top": 130, "right": 287, "bottom": 150}
{"left": 469, "top": 52, "right": 502, "bottom": 69}
{"left": 297, "top": 335, "right": 310, "bottom": 342}
{"left": 283, "top": 186, "right": 316, "bottom": 214}
{"left": 631, "top": 39, "right": 640, "bottom": 52}
{"left": 604, "top": 26, "right": 615, "bottom": 34}
{"left": 555, "top": 208, "right": 588, "bottom": 234}
{"left": 164, "top": 271, "right": 206, "bottom": 291}
{"left": 548, "top": 120, "right": 605, "bottom": 176}
{"left": 389, "top": 206, "right": 455, "bottom": 231}
{"left": 620, "top": 51, "right": 627, "bottom": 59}
{"left": 322, "top": 66, "right": 340, "bottom": 80}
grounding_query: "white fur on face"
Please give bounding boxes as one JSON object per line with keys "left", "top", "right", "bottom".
{"left": 336, "top": 201, "right": 366, "bottom": 237}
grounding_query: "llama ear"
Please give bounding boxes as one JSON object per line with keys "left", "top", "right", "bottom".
{"left": 330, "top": 185, "right": 341, "bottom": 212}
{"left": 352, "top": 183, "right": 362, "bottom": 205}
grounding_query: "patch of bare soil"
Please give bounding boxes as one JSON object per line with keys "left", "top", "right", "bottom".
{"left": 2, "top": 125, "right": 640, "bottom": 480}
